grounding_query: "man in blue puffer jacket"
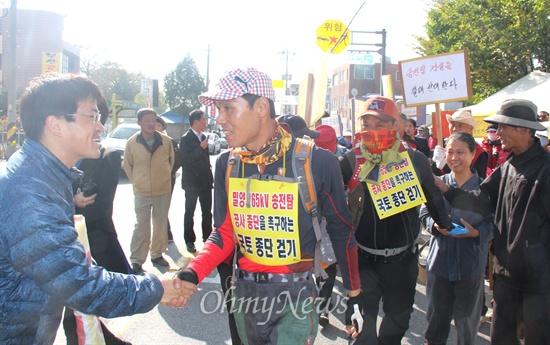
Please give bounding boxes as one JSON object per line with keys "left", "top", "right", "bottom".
{"left": 0, "top": 73, "right": 193, "bottom": 344}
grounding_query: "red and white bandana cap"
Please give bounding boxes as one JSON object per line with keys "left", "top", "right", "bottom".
{"left": 198, "top": 67, "right": 276, "bottom": 106}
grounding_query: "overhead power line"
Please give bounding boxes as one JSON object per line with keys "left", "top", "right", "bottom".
{"left": 331, "top": 0, "right": 367, "bottom": 53}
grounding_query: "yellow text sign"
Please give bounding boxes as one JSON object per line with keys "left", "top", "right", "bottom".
{"left": 367, "top": 152, "right": 426, "bottom": 219}
{"left": 228, "top": 178, "right": 301, "bottom": 266}
{"left": 316, "top": 20, "right": 349, "bottom": 54}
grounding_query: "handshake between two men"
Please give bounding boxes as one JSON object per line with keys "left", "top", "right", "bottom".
{"left": 158, "top": 272, "right": 198, "bottom": 307}
{"left": 159, "top": 269, "right": 365, "bottom": 341}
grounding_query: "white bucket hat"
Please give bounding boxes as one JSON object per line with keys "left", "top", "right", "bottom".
{"left": 446, "top": 110, "right": 477, "bottom": 130}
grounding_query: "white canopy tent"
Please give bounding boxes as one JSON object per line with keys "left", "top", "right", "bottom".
{"left": 461, "top": 71, "right": 550, "bottom": 116}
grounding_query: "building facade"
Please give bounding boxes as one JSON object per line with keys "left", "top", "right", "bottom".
{"left": 1, "top": 9, "right": 80, "bottom": 97}
{"left": 329, "top": 61, "right": 402, "bottom": 129}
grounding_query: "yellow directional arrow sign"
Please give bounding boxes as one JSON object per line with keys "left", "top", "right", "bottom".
{"left": 316, "top": 20, "right": 350, "bottom": 54}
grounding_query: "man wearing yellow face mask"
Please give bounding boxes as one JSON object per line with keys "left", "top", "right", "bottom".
{"left": 339, "top": 95, "right": 454, "bottom": 345}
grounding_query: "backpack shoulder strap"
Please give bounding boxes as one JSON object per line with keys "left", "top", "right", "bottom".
{"left": 225, "top": 149, "right": 241, "bottom": 284}
{"left": 346, "top": 144, "right": 365, "bottom": 192}
{"left": 292, "top": 138, "right": 317, "bottom": 215}
{"left": 226, "top": 148, "right": 241, "bottom": 192}
{"left": 344, "top": 148, "right": 356, "bottom": 175}
{"left": 292, "top": 138, "right": 327, "bottom": 279}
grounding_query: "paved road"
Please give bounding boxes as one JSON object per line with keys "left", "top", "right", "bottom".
{"left": 1, "top": 156, "right": 492, "bottom": 344}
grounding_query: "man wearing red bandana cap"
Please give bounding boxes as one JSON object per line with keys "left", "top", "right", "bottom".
{"left": 340, "top": 95, "right": 454, "bottom": 345}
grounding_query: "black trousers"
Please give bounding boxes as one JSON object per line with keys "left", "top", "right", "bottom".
{"left": 217, "top": 262, "right": 243, "bottom": 345}
{"left": 356, "top": 250, "right": 418, "bottom": 345}
{"left": 86, "top": 218, "right": 131, "bottom": 275}
{"left": 167, "top": 177, "right": 176, "bottom": 241}
{"left": 317, "top": 263, "right": 338, "bottom": 311}
{"left": 183, "top": 189, "right": 212, "bottom": 244}
{"left": 491, "top": 277, "right": 550, "bottom": 345}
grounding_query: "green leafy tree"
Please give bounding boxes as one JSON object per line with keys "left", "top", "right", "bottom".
{"left": 164, "top": 53, "right": 206, "bottom": 118}
{"left": 415, "top": 0, "right": 550, "bottom": 104}
{"left": 156, "top": 91, "right": 167, "bottom": 113}
{"left": 82, "top": 60, "right": 143, "bottom": 103}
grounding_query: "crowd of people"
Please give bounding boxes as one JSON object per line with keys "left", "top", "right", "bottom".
{"left": 1, "top": 69, "right": 549, "bottom": 345}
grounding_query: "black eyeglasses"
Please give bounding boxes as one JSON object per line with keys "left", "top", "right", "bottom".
{"left": 65, "top": 113, "right": 101, "bottom": 124}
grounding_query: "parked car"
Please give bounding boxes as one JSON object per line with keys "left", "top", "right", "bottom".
{"left": 100, "top": 123, "right": 141, "bottom": 168}
{"left": 205, "top": 132, "right": 221, "bottom": 154}
{"left": 218, "top": 137, "right": 229, "bottom": 150}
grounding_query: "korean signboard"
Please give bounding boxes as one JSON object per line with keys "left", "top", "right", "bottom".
{"left": 399, "top": 50, "right": 473, "bottom": 107}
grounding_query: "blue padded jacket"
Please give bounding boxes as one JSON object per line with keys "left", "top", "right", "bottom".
{"left": 0, "top": 140, "right": 163, "bottom": 344}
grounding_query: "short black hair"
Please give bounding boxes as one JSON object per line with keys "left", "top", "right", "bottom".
{"left": 98, "top": 95, "right": 110, "bottom": 126}
{"left": 136, "top": 108, "right": 157, "bottom": 121}
{"left": 242, "top": 93, "right": 277, "bottom": 119}
{"left": 447, "top": 131, "right": 476, "bottom": 153}
{"left": 189, "top": 109, "right": 205, "bottom": 126}
{"left": 155, "top": 115, "right": 167, "bottom": 130}
{"left": 20, "top": 73, "right": 103, "bottom": 140}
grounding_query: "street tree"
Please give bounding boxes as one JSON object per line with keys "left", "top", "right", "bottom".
{"left": 82, "top": 60, "right": 143, "bottom": 103}
{"left": 415, "top": 0, "right": 550, "bottom": 104}
{"left": 164, "top": 53, "right": 206, "bottom": 117}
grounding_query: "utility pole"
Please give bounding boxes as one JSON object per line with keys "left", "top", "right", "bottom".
{"left": 380, "top": 29, "right": 387, "bottom": 77}
{"left": 205, "top": 44, "right": 210, "bottom": 90}
{"left": 284, "top": 47, "right": 289, "bottom": 96}
{"left": 349, "top": 29, "right": 387, "bottom": 95}
{"left": 279, "top": 47, "right": 295, "bottom": 114}
{"left": 6, "top": 0, "right": 17, "bottom": 159}
{"left": 350, "top": 88, "right": 358, "bottom": 137}
{"left": 205, "top": 44, "right": 211, "bottom": 118}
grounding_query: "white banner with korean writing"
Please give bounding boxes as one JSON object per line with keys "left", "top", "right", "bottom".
{"left": 398, "top": 50, "right": 473, "bottom": 107}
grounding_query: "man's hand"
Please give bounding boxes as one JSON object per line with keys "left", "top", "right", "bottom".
{"left": 74, "top": 189, "right": 96, "bottom": 208}
{"left": 159, "top": 273, "right": 197, "bottom": 308}
{"left": 200, "top": 138, "right": 208, "bottom": 150}
{"left": 344, "top": 290, "right": 364, "bottom": 339}
{"left": 432, "top": 175, "right": 450, "bottom": 194}
{"left": 432, "top": 145, "right": 446, "bottom": 170}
